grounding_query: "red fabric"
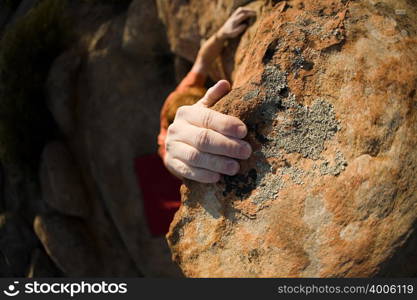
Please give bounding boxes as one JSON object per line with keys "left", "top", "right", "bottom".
{"left": 134, "top": 153, "right": 182, "bottom": 236}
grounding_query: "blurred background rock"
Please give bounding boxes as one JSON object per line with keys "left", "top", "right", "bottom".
{"left": 0, "top": 0, "right": 182, "bottom": 277}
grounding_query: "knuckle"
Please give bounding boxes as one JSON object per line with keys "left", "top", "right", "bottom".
{"left": 213, "top": 158, "right": 227, "bottom": 173}
{"left": 178, "top": 163, "right": 190, "bottom": 178}
{"left": 183, "top": 167, "right": 198, "bottom": 181}
{"left": 165, "top": 139, "right": 172, "bottom": 152}
{"left": 165, "top": 139, "right": 178, "bottom": 157}
{"left": 167, "top": 123, "right": 176, "bottom": 136}
{"left": 228, "top": 141, "right": 242, "bottom": 157}
{"left": 195, "top": 129, "right": 211, "bottom": 148}
{"left": 206, "top": 86, "right": 215, "bottom": 98}
{"left": 186, "top": 149, "right": 200, "bottom": 165}
{"left": 221, "top": 117, "right": 234, "bottom": 132}
{"left": 201, "top": 110, "right": 213, "bottom": 128}
{"left": 164, "top": 154, "right": 172, "bottom": 165}
{"left": 175, "top": 105, "right": 188, "bottom": 119}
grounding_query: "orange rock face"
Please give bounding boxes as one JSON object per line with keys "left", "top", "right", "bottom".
{"left": 165, "top": 0, "right": 417, "bottom": 277}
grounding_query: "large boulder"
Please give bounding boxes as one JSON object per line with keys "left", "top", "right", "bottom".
{"left": 166, "top": 0, "right": 417, "bottom": 277}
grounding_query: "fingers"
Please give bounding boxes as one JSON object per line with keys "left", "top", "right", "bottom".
{"left": 169, "top": 121, "right": 251, "bottom": 160}
{"left": 233, "top": 9, "right": 256, "bottom": 25}
{"left": 234, "top": 7, "right": 256, "bottom": 17}
{"left": 165, "top": 157, "right": 221, "bottom": 183}
{"left": 164, "top": 79, "right": 253, "bottom": 184}
{"left": 220, "top": 8, "right": 256, "bottom": 40}
{"left": 196, "top": 80, "right": 231, "bottom": 108}
{"left": 176, "top": 105, "right": 247, "bottom": 138}
{"left": 193, "top": 81, "right": 246, "bottom": 138}
{"left": 169, "top": 142, "right": 240, "bottom": 176}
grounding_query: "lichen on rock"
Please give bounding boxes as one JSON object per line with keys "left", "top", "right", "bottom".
{"left": 271, "top": 97, "right": 340, "bottom": 160}
{"left": 319, "top": 150, "right": 348, "bottom": 176}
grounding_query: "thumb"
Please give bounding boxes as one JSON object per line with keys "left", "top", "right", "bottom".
{"left": 196, "top": 80, "right": 231, "bottom": 108}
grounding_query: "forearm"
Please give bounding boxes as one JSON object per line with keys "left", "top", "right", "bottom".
{"left": 191, "top": 31, "right": 225, "bottom": 75}
{"left": 190, "top": 7, "right": 256, "bottom": 76}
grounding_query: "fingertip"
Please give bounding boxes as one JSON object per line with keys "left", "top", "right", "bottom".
{"left": 199, "top": 80, "right": 231, "bottom": 107}
{"left": 214, "top": 172, "right": 221, "bottom": 182}
{"left": 208, "top": 172, "right": 221, "bottom": 183}
{"left": 240, "top": 142, "right": 252, "bottom": 159}
{"left": 236, "top": 124, "right": 248, "bottom": 138}
{"left": 216, "top": 80, "right": 231, "bottom": 92}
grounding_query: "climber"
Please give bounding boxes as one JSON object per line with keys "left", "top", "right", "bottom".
{"left": 160, "top": 7, "right": 255, "bottom": 183}
{"left": 135, "top": 7, "right": 255, "bottom": 236}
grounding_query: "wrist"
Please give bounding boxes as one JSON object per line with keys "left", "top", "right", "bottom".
{"left": 215, "top": 29, "right": 227, "bottom": 41}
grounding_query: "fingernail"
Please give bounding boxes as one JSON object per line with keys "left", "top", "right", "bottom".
{"left": 237, "top": 124, "right": 247, "bottom": 137}
{"left": 211, "top": 173, "right": 221, "bottom": 183}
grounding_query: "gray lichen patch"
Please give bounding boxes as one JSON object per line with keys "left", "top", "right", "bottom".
{"left": 280, "top": 165, "right": 305, "bottom": 185}
{"left": 222, "top": 64, "right": 344, "bottom": 202}
{"left": 248, "top": 153, "right": 305, "bottom": 205}
{"left": 262, "top": 65, "right": 288, "bottom": 99}
{"left": 243, "top": 89, "right": 260, "bottom": 101}
{"left": 249, "top": 164, "right": 305, "bottom": 205}
{"left": 239, "top": 70, "right": 284, "bottom": 167}
{"left": 249, "top": 157, "right": 284, "bottom": 205}
{"left": 250, "top": 172, "right": 285, "bottom": 205}
{"left": 319, "top": 151, "right": 348, "bottom": 176}
{"left": 291, "top": 46, "right": 315, "bottom": 77}
{"left": 222, "top": 152, "right": 287, "bottom": 204}
{"left": 256, "top": 65, "right": 289, "bottom": 121}
{"left": 252, "top": 65, "right": 341, "bottom": 160}
{"left": 264, "top": 96, "right": 341, "bottom": 160}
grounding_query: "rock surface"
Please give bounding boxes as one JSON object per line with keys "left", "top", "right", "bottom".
{"left": 166, "top": 0, "right": 417, "bottom": 277}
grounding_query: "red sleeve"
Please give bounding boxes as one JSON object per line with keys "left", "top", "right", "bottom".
{"left": 176, "top": 71, "right": 206, "bottom": 93}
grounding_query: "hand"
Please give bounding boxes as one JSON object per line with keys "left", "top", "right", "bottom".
{"left": 217, "top": 7, "right": 256, "bottom": 40}
{"left": 164, "top": 80, "right": 252, "bottom": 183}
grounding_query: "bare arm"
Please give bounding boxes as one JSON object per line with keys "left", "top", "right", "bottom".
{"left": 191, "top": 7, "right": 256, "bottom": 75}
{"left": 164, "top": 7, "right": 257, "bottom": 183}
